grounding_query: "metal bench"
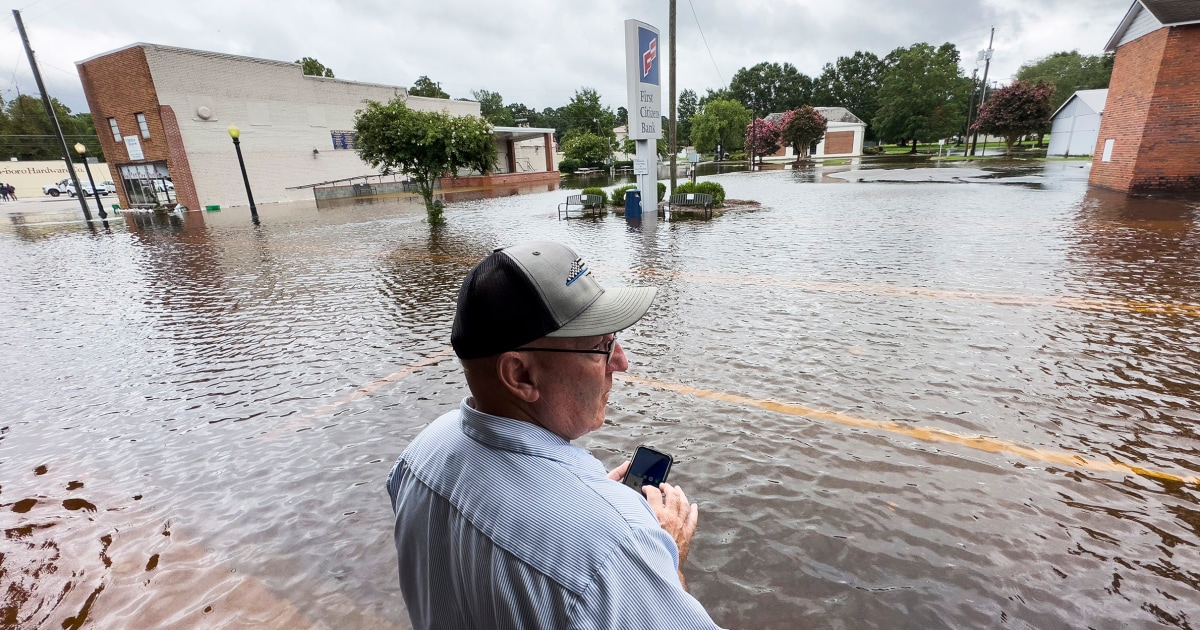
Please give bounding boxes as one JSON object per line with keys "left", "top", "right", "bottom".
{"left": 557, "top": 194, "right": 605, "bottom": 220}
{"left": 667, "top": 192, "right": 714, "bottom": 219}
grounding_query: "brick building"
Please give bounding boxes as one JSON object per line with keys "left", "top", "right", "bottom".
{"left": 1089, "top": 0, "right": 1200, "bottom": 194}
{"left": 76, "top": 44, "right": 557, "bottom": 210}
{"left": 763, "top": 107, "right": 866, "bottom": 162}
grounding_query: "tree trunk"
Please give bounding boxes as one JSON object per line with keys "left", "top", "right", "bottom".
{"left": 909, "top": 138, "right": 918, "bottom": 154}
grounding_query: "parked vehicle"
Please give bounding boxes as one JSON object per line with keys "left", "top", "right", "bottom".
{"left": 100, "top": 180, "right": 117, "bottom": 194}
{"left": 42, "top": 178, "right": 110, "bottom": 197}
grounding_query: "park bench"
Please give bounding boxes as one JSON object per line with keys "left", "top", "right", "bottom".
{"left": 667, "top": 192, "right": 714, "bottom": 219}
{"left": 557, "top": 194, "right": 605, "bottom": 220}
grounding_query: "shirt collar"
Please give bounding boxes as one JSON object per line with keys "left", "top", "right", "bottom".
{"left": 459, "top": 398, "right": 600, "bottom": 469}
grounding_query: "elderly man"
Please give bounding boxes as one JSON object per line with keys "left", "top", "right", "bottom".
{"left": 386, "top": 240, "right": 721, "bottom": 628}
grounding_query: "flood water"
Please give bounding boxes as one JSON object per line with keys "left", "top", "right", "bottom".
{"left": 3, "top": 160, "right": 1200, "bottom": 629}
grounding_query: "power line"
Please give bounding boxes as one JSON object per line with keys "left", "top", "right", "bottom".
{"left": 687, "top": 0, "right": 724, "bottom": 87}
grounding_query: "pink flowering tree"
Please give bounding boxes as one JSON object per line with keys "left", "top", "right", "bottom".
{"left": 744, "top": 117, "right": 781, "bottom": 166}
{"left": 972, "top": 80, "right": 1055, "bottom": 156}
{"left": 779, "top": 106, "right": 828, "bottom": 160}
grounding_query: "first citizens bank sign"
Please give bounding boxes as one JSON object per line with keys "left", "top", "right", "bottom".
{"left": 625, "top": 20, "right": 661, "bottom": 140}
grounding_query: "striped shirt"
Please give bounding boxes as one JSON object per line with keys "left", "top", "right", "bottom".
{"left": 386, "top": 399, "right": 722, "bottom": 629}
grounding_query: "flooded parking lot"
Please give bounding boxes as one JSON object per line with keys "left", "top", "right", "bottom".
{"left": 3, "top": 160, "right": 1199, "bottom": 628}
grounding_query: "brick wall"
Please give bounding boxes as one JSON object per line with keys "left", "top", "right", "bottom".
{"left": 1090, "top": 25, "right": 1200, "bottom": 193}
{"left": 1088, "top": 28, "right": 1167, "bottom": 192}
{"left": 76, "top": 46, "right": 166, "bottom": 209}
{"left": 1129, "top": 24, "right": 1200, "bottom": 193}
{"left": 824, "top": 131, "right": 854, "bottom": 155}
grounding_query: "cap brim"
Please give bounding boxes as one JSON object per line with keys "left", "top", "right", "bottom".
{"left": 546, "top": 286, "right": 657, "bottom": 338}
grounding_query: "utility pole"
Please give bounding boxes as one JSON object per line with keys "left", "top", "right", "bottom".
{"left": 963, "top": 67, "right": 978, "bottom": 156}
{"left": 669, "top": 0, "right": 677, "bottom": 195}
{"left": 969, "top": 27, "right": 994, "bottom": 157}
{"left": 13, "top": 9, "right": 91, "bottom": 220}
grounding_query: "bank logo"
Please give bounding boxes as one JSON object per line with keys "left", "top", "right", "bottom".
{"left": 639, "top": 27, "right": 659, "bottom": 85}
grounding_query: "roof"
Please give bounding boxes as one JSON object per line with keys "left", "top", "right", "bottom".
{"left": 1105, "top": 0, "right": 1200, "bottom": 51}
{"left": 492, "top": 126, "right": 556, "bottom": 142}
{"left": 1049, "top": 89, "right": 1109, "bottom": 120}
{"left": 765, "top": 106, "right": 865, "bottom": 125}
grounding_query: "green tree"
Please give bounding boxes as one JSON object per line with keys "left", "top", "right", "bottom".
{"left": 295, "top": 57, "right": 334, "bottom": 78}
{"left": 729, "top": 62, "right": 813, "bottom": 115}
{"left": 689, "top": 99, "right": 752, "bottom": 153}
{"left": 700, "top": 87, "right": 735, "bottom": 107}
{"left": 813, "top": 51, "right": 884, "bottom": 140}
{"left": 1016, "top": 50, "right": 1114, "bottom": 112}
{"left": 409, "top": 76, "right": 449, "bottom": 99}
{"left": 0, "top": 94, "right": 102, "bottom": 161}
{"left": 353, "top": 98, "right": 496, "bottom": 224}
{"left": 470, "top": 89, "right": 515, "bottom": 126}
{"left": 561, "top": 132, "right": 612, "bottom": 166}
{"left": 874, "top": 43, "right": 971, "bottom": 152}
{"left": 678, "top": 88, "right": 699, "bottom": 145}
{"left": 972, "top": 80, "right": 1055, "bottom": 156}
{"left": 561, "top": 87, "right": 616, "bottom": 142}
{"left": 779, "top": 106, "right": 828, "bottom": 159}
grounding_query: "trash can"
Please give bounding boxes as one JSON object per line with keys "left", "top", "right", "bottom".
{"left": 624, "top": 189, "right": 642, "bottom": 219}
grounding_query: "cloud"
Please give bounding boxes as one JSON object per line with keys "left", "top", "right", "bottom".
{"left": 1, "top": 0, "right": 1132, "bottom": 116}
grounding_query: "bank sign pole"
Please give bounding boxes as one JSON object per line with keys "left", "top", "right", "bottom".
{"left": 625, "top": 19, "right": 661, "bottom": 227}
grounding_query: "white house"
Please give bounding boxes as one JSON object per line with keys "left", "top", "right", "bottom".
{"left": 765, "top": 107, "right": 867, "bottom": 160}
{"left": 1046, "top": 89, "right": 1108, "bottom": 157}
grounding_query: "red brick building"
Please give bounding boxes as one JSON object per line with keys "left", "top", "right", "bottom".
{"left": 1089, "top": 0, "right": 1200, "bottom": 194}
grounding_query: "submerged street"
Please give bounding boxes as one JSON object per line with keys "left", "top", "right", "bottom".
{"left": 3, "top": 160, "right": 1199, "bottom": 628}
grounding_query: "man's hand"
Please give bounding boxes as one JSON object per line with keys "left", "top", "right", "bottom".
{"left": 607, "top": 460, "right": 631, "bottom": 482}
{"left": 642, "top": 483, "right": 699, "bottom": 567}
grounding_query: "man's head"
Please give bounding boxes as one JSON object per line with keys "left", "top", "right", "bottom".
{"left": 451, "top": 241, "right": 656, "bottom": 439}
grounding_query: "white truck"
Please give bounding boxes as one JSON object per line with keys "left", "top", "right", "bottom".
{"left": 42, "top": 178, "right": 109, "bottom": 198}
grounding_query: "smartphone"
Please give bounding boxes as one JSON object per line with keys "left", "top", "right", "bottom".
{"left": 621, "top": 445, "right": 673, "bottom": 490}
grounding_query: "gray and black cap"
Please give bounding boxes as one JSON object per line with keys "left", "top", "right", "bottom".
{"left": 451, "top": 240, "right": 657, "bottom": 359}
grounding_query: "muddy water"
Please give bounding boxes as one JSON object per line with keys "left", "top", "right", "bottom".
{"left": 2, "top": 161, "right": 1199, "bottom": 629}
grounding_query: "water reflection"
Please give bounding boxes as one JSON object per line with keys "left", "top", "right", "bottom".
{"left": 3, "top": 166, "right": 1200, "bottom": 628}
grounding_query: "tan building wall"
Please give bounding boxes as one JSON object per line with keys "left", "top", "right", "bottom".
{"left": 77, "top": 43, "right": 480, "bottom": 209}
{"left": 0, "top": 160, "right": 96, "bottom": 198}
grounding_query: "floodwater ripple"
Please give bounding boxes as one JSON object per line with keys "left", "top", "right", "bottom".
{"left": 2, "top": 163, "right": 1200, "bottom": 628}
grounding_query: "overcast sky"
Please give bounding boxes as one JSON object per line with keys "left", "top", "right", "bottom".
{"left": 3, "top": 0, "right": 1132, "bottom": 116}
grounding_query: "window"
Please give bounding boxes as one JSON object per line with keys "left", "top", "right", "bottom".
{"left": 136, "top": 113, "right": 150, "bottom": 139}
{"left": 108, "top": 117, "right": 121, "bottom": 141}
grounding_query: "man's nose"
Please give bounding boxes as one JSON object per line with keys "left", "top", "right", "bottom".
{"left": 607, "top": 341, "right": 630, "bottom": 373}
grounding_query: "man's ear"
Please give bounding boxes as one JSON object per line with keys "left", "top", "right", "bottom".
{"left": 495, "top": 352, "right": 539, "bottom": 403}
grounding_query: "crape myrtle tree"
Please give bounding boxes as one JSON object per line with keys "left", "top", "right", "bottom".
{"left": 744, "top": 117, "right": 781, "bottom": 166}
{"left": 561, "top": 131, "right": 613, "bottom": 167}
{"left": 874, "top": 43, "right": 971, "bottom": 152}
{"left": 1015, "top": 50, "right": 1113, "bottom": 145}
{"left": 779, "top": 106, "right": 828, "bottom": 160}
{"left": 689, "top": 98, "right": 752, "bottom": 155}
{"left": 353, "top": 98, "right": 496, "bottom": 225}
{"left": 971, "top": 80, "right": 1055, "bottom": 156}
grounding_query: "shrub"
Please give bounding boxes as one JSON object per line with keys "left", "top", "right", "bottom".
{"left": 559, "top": 158, "right": 580, "bottom": 174}
{"left": 657, "top": 181, "right": 666, "bottom": 202}
{"left": 611, "top": 184, "right": 636, "bottom": 206}
{"left": 674, "top": 180, "right": 726, "bottom": 206}
{"left": 728, "top": 150, "right": 746, "bottom": 161}
{"left": 581, "top": 187, "right": 607, "bottom": 205}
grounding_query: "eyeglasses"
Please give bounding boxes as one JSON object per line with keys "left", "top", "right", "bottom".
{"left": 514, "top": 335, "right": 618, "bottom": 364}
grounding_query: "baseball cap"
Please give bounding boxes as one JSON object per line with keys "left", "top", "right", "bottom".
{"left": 451, "top": 240, "right": 657, "bottom": 360}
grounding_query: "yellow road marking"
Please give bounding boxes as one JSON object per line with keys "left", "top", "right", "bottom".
{"left": 616, "top": 373, "right": 1200, "bottom": 486}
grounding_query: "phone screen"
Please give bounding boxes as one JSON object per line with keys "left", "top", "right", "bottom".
{"left": 622, "top": 446, "right": 673, "bottom": 490}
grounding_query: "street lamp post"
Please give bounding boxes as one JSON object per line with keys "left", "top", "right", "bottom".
{"left": 73, "top": 142, "right": 107, "bottom": 219}
{"left": 227, "top": 125, "right": 259, "bottom": 223}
